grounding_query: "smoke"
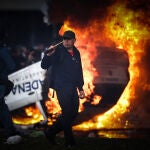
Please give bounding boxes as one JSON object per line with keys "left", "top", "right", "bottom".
{"left": 46, "top": 0, "right": 150, "bottom": 24}
{"left": 126, "top": 0, "right": 150, "bottom": 11}
{"left": 46, "top": 0, "right": 115, "bottom": 25}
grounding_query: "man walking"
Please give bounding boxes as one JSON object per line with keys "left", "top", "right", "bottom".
{"left": 41, "top": 30, "right": 85, "bottom": 148}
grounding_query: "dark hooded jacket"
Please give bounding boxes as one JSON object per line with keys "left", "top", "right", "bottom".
{"left": 0, "top": 47, "right": 16, "bottom": 82}
{"left": 0, "top": 47, "right": 16, "bottom": 96}
{"left": 41, "top": 44, "right": 84, "bottom": 91}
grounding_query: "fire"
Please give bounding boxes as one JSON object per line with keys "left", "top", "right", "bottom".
{"left": 91, "top": 95, "right": 102, "bottom": 105}
{"left": 12, "top": 105, "right": 44, "bottom": 125}
{"left": 13, "top": 1, "right": 150, "bottom": 129}
{"left": 73, "top": 1, "right": 150, "bottom": 130}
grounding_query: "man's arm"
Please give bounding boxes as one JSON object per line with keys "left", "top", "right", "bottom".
{"left": 77, "top": 53, "right": 85, "bottom": 99}
{"left": 41, "top": 45, "right": 57, "bottom": 69}
{"left": 41, "top": 54, "right": 52, "bottom": 69}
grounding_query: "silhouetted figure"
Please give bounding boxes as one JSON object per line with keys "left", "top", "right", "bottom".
{"left": 0, "top": 16, "right": 22, "bottom": 144}
{"left": 41, "top": 30, "right": 85, "bottom": 148}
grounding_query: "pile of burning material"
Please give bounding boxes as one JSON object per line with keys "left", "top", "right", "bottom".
{"left": 6, "top": 0, "right": 150, "bottom": 135}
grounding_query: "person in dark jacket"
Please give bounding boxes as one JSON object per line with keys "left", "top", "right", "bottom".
{"left": 41, "top": 30, "right": 85, "bottom": 148}
{"left": 0, "top": 15, "right": 23, "bottom": 144}
{"left": 0, "top": 45, "right": 22, "bottom": 144}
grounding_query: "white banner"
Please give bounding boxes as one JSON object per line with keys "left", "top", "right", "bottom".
{"left": 5, "top": 61, "right": 46, "bottom": 111}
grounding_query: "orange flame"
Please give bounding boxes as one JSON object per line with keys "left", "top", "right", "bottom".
{"left": 73, "top": 1, "right": 150, "bottom": 130}
{"left": 12, "top": 105, "right": 44, "bottom": 125}
{"left": 13, "top": 1, "right": 150, "bottom": 129}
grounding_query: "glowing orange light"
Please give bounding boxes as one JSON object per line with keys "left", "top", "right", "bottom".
{"left": 13, "top": 1, "right": 150, "bottom": 130}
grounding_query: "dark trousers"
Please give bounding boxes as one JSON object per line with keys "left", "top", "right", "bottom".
{"left": 48, "top": 86, "right": 79, "bottom": 145}
{"left": 0, "top": 97, "right": 16, "bottom": 137}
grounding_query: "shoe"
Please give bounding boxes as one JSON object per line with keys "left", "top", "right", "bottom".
{"left": 44, "top": 128, "right": 56, "bottom": 145}
{"left": 65, "top": 138, "right": 76, "bottom": 148}
{"left": 65, "top": 142, "right": 76, "bottom": 149}
{"left": 66, "top": 145, "right": 73, "bottom": 149}
{"left": 6, "top": 135, "right": 22, "bottom": 144}
{"left": 66, "top": 144, "right": 76, "bottom": 149}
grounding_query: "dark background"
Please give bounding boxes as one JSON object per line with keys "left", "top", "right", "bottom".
{"left": 0, "top": 10, "right": 62, "bottom": 47}
{"left": 0, "top": 0, "right": 63, "bottom": 48}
